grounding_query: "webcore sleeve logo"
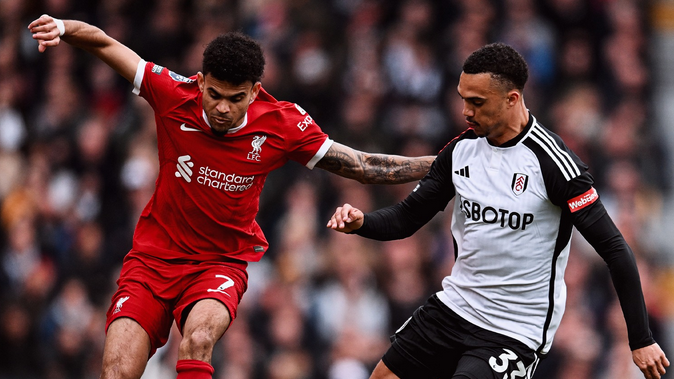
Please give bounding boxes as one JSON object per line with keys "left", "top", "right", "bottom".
{"left": 567, "top": 187, "right": 598, "bottom": 213}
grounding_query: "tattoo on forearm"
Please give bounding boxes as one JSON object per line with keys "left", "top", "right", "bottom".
{"left": 316, "top": 146, "right": 434, "bottom": 184}
{"left": 316, "top": 149, "right": 357, "bottom": 174}
{"left": 360, "top": 155, "right": 432, "bottom": 184}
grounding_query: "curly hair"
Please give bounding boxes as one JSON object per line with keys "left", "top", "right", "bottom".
{"left": 462, "top": 43, "right": 528, "bottom": 91}
{"left": 202, "top": 32, "right": 265, "bottom": 85}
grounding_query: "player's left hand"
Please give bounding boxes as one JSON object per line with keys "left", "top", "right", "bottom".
{"left": 633, "top": 343, "right": 669, "bottom": 379}
{"left": 28, "top": 14, "right": 62, "bottom": 53}
{"left": 326, "top": 203, "right": 364, "bottom": 233}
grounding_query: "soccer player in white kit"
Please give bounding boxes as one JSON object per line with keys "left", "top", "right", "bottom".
{"left": 328, "top": 43, "right": 670, "bottom": 379}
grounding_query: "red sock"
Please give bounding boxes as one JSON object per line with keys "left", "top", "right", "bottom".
{"left": 176, "top": 359, "right": 214, "bottom": 379}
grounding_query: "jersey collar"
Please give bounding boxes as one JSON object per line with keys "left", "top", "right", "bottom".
{"left": 202, "top": 110, "right": 249, "bottom": 134}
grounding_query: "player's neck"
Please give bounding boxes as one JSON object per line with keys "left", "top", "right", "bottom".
{"left": 487, "top": 104, "right": 529, "bottom": 146}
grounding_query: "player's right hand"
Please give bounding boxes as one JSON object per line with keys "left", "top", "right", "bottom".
{"left": 28, "top": 14, "right": 62, "bottom": 53}
{"left": 632, "top": 342, "right": 669, "bottom": 379}
{"left": 326, "top": 203, "right": 364, "bottom": 233}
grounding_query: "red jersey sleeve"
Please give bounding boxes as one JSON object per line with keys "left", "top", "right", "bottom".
{"left": 132, "top": 60, "right": 197, "bottom": 117}
{"left": 277, "top": 101, "right": 333, "bottom": 168}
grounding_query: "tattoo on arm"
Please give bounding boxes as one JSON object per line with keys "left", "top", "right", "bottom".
{"left": 315, "top": 143, "right": 434, "bottom": 184}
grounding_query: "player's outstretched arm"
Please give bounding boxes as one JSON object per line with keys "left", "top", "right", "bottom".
{"left": 28, "top": 14, "right": 141, "bottom": 83}
{"left": 633, "top": 343, "right": 669, "bottom": 379}
{"left": 326, "top": 203, "right": 364, "bottom": 233}
{"left": 315, "top": 142, "right": 435, "bottom": 184}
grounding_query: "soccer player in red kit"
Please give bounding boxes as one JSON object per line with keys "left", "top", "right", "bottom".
{"left": 29, "top": 14, "right": 435, "bottom": 379}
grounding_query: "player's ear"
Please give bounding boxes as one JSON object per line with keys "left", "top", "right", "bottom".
{"left": 197, "top": 72, "right": 205, "bottom": 92}
{"left": 250, "top": 82, "right": 261, "bottom": 103}
{"left": 507, "top": 89, "right": 520, "bottom": 107}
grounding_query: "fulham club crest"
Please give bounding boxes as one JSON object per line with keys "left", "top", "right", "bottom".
{"left": 511, "top": 173, "right": 529, "bottom": 196}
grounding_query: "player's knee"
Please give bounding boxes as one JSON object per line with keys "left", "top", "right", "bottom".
{"left": 181, "top": 328, "right": 217, "bottom": 355}
{"left": 100, "top": 361, "right": 145, "bottom": 379}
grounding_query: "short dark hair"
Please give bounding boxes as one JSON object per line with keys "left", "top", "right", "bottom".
{"left": 202, "top": 32, "right": 265, "bottom": 85}
{"left": 462, "top": 43, "right": 528, "bottom": 91}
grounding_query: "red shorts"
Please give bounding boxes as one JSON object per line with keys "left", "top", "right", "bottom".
{"left": 105, "top": 250, "right": 248, "bottom": 356}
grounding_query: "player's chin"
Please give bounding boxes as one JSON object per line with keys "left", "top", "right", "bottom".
{"left": 209, "top": 121, "right": 232, "bottom": 134}
{"left": 472, "top": 127, "right": 486, "bottom": 137}
{"left": 210, "top": 125, "right": 230, "bottom": 136}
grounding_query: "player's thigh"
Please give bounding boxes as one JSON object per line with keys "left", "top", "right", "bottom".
{"left": 370, "top": 360, "right": 402, "bottom": 379}
{"left": 174, "top": 263, "right": 247, "bottom": 333}
{"left": 101, "top": 317, "right": 151, "bottom": 379}
{"left": 382, "top": 296, "right": 465, "bottom": 379}
{"left": 106, "top": 259, "right": 174, "bottom": 356}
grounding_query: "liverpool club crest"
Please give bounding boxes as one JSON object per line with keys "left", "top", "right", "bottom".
{"left": 247, "top": 135, "right": 267, "bottom": 161}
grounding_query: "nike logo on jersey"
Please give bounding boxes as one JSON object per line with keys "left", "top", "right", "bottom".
{"left": 180, "top": 123, "right": 202, "bottom": 132}
{"left": 454, "top": 166, "right": 470, "bottom": 178}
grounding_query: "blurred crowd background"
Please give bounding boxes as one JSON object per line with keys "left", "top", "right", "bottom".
{"left": 1, "top": 0, "right": 674, "bottom": 378}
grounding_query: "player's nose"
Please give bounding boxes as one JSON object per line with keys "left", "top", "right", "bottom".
{"left": 215, "top": 100, "right": 230, "bottom": 114}
{"left": 462, "top": 104, "right": 474, "bottom": 117}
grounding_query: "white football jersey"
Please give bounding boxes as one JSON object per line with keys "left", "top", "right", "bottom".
{"left": 432, "top": 115, "right": 593, "bottom": 354}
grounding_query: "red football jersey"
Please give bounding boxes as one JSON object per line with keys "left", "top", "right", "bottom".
{"left": 130, "top": 61, "right": 332, "bottom": 262}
